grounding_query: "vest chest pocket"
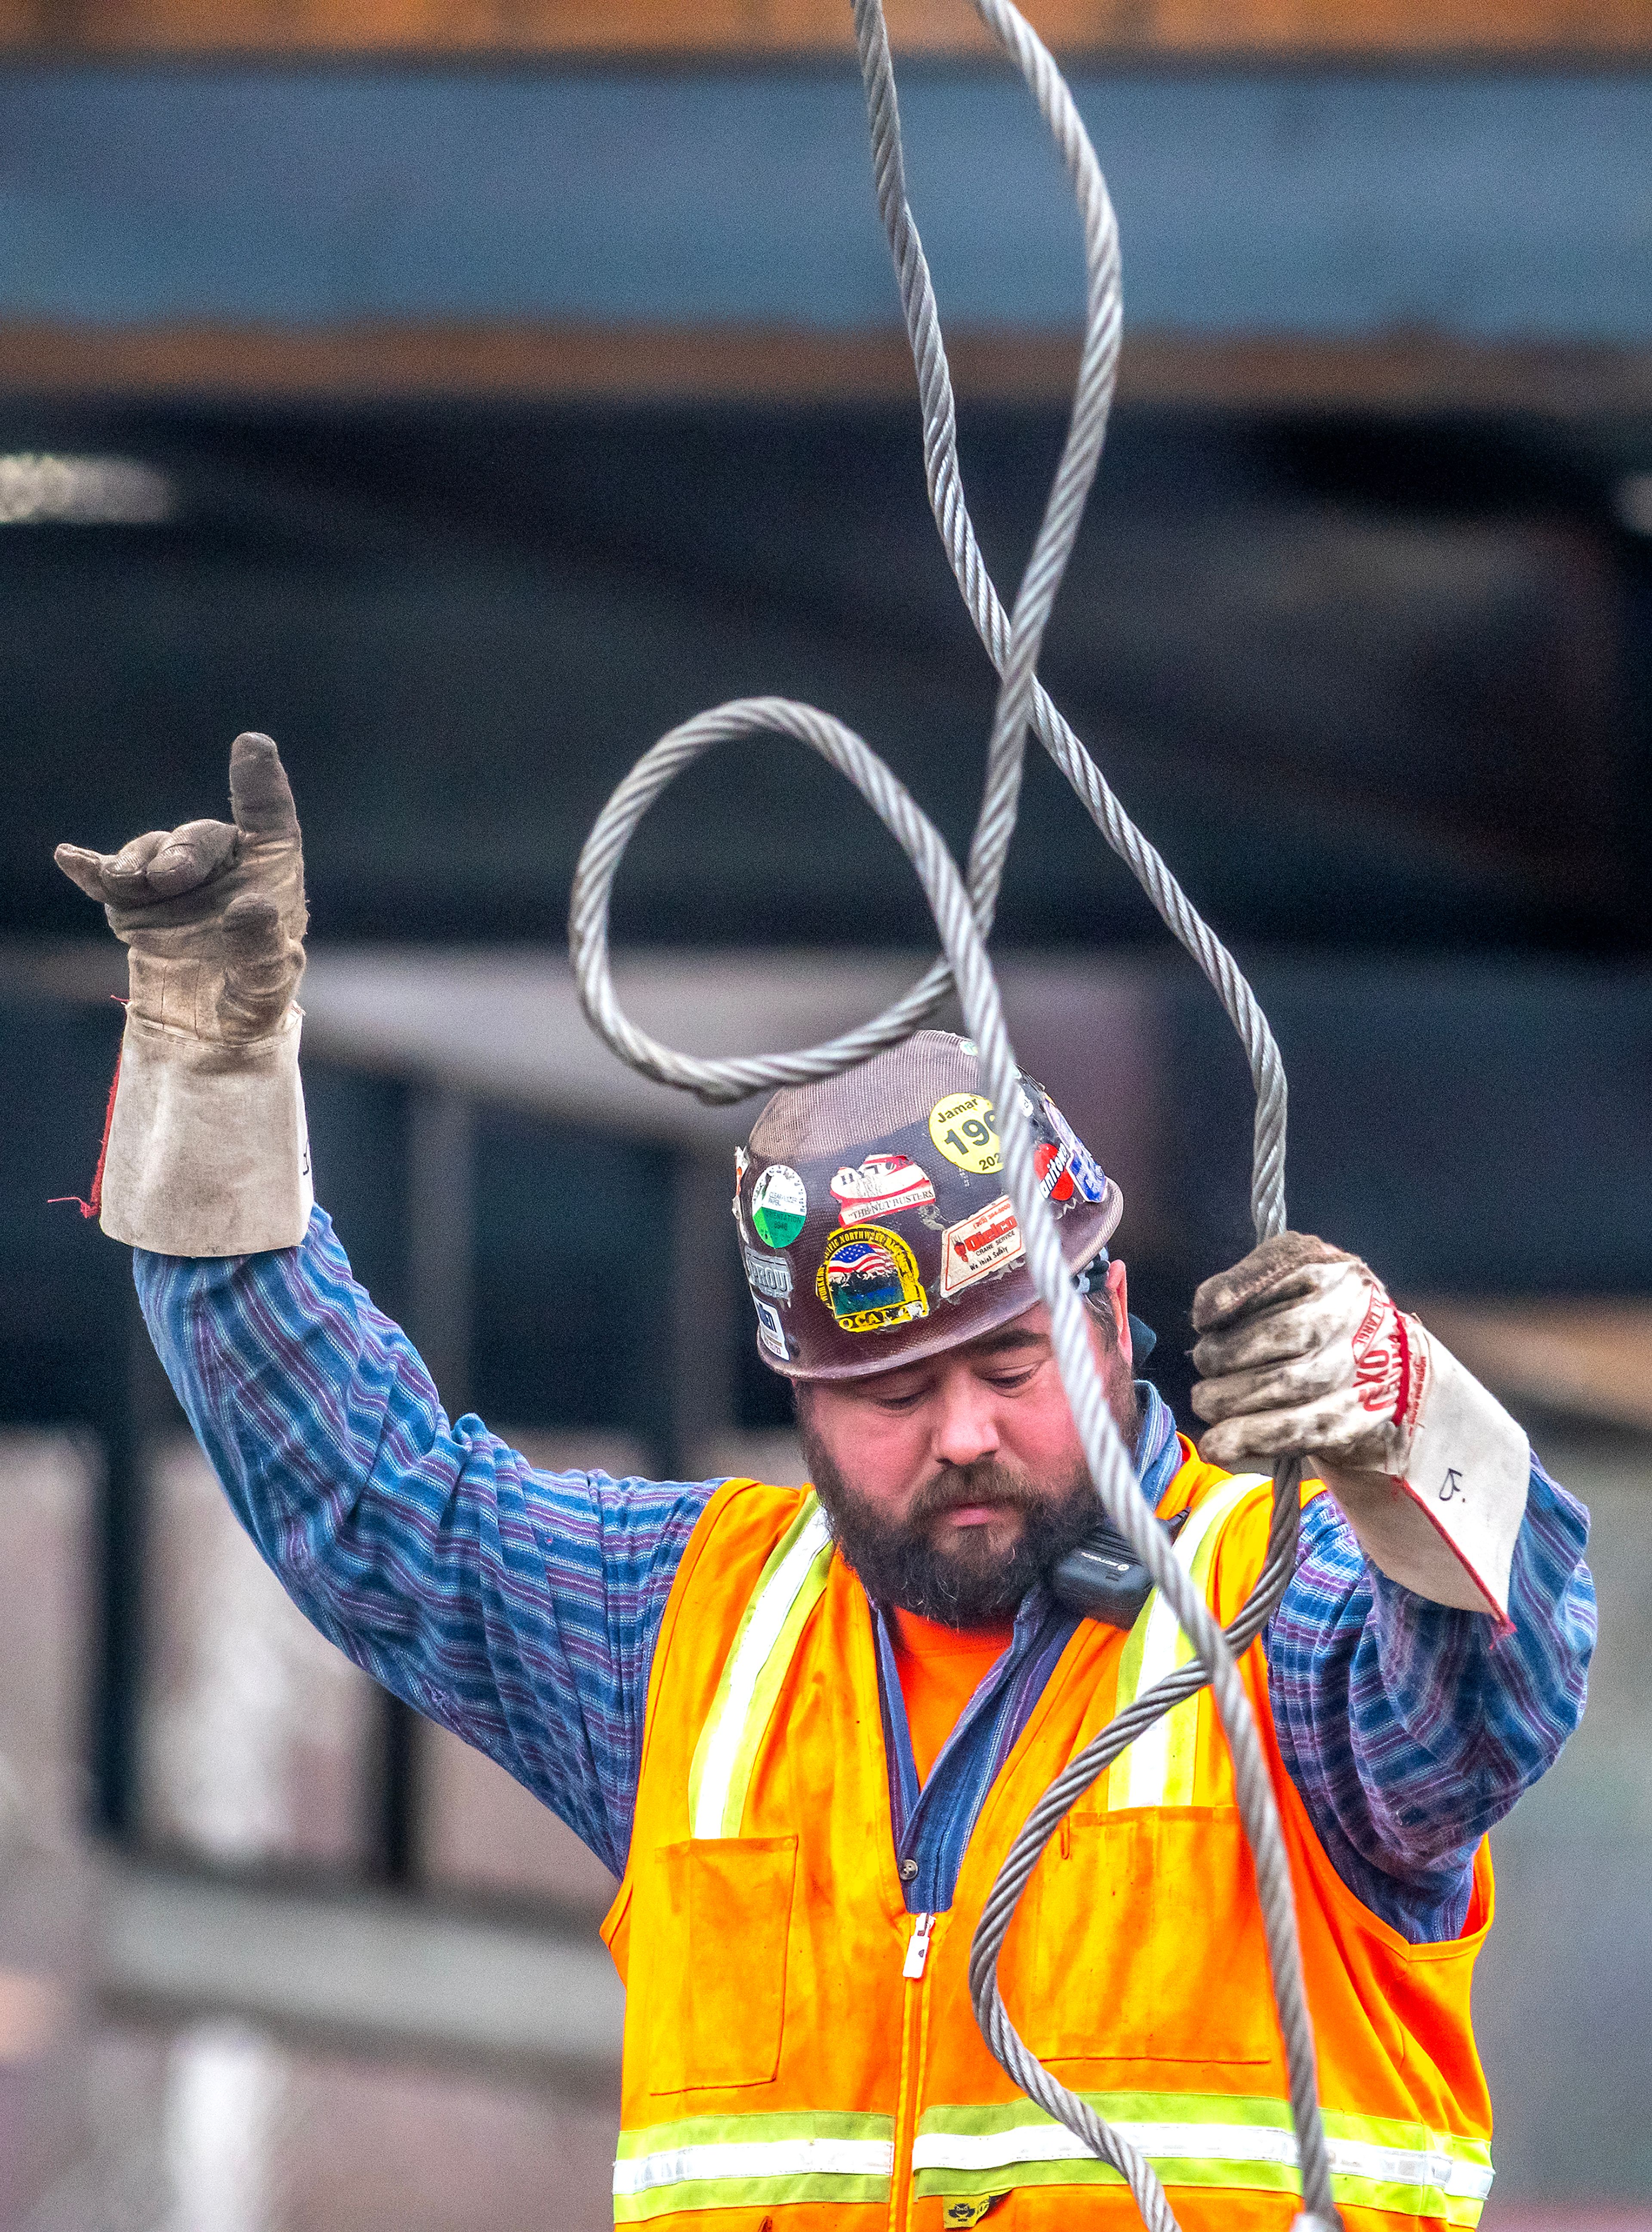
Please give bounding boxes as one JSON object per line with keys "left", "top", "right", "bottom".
{"left": 1015, "top": 1809, "right": 1276, "bottom": 2066}
{"left": 641, "top": 1835, "right": 798, "bottom": 2094}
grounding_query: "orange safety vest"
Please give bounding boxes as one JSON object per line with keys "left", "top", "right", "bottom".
{"left": 602, "top": 1444, "right": 1495, "bottom": 2231}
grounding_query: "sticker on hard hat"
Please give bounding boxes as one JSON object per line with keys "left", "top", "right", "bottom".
{"left": 1042, "top": 1093, "right": 1109, "bottom": 1203}
{"left": 816, "top": 1223, "right": 930, "bottom": 1334}
{"left": 752, "top": 1297, "right": 789, "bottom": 1362}
{"left": 940, "top": 1195, "right": 1024, "bottom": 1299}
{"left": 750, "top": 1162, "right": 808, "bottom": 1249}
{"left": 928, "top": 1092, "right": 1002, "bottom": 1175}
{"left": 829, "top": 1151, "right": 936, "bottom": 1226}
{"left": 743, "top": 1244, "right": 794, "bottom": 1306}
{"left": 1036, "top": 1138, "right": 1074, "bottom": 1202}
{"left": 732, "top": 1145, "right": 751, "bottom": 1243}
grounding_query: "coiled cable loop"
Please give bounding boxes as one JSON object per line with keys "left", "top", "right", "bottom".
{"left": 567, "top": 5, "right": 1336, "bottom": 2225}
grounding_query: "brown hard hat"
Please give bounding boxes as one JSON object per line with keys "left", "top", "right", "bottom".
{"left": 734, "top": 1030, "right": 1122, "bottom": 1382}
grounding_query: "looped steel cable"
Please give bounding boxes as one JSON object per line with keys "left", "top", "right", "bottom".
{"left": 567, "top": 4, "right": 1336, "bottom": 2226}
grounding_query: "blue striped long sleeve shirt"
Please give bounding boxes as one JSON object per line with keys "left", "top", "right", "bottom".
{"left": 135, "top": 1207, "right": 1595, "bottom": 1944}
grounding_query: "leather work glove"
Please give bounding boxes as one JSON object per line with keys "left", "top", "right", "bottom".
{"left": 55, "top": 732, "right": 314, "bottom": 1257}
{"left": 1189, "top": 1234, "right": 1530, "bottom": 1621}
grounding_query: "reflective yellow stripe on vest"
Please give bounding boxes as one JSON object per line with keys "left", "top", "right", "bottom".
{"left": 912, "top": 2095, "right": 1494, "bottom": 2226}
{"left": 689, "top": 1473, "right": 1268, "bottom": 1832}
{"left": 687, "top": 1491, "right": 834, "bottom": 1839}
{"left": 1104, "top": 1471, "right": 1269, "bottom": 1811}
{"left": 613, "top": 2109, "right": 894, "bottom": 2223}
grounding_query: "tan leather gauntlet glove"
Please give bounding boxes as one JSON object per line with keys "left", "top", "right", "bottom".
{"left": 1189, "top": 1233, "right": 1529, "bottom": 1621}
{"left": 55, "top": 732, "right": 313, "bottom": 1257}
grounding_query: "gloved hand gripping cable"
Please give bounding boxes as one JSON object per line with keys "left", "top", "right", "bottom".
{"left": 567, "top": 4, "right": 1337, "bottom": 2227}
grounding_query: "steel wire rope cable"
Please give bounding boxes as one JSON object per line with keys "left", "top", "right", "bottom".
{"left": 841, "top": 25, "right": 1328, "bottom": 2215}
{"left": 846, "top": 39, "right": 1327, "bottom": 2168}
{"left": 567, "top": 3, "right": 1335, "bottom": 2226}
{"left": 573, "top": 695, "right": 1328, "bottom": 2232}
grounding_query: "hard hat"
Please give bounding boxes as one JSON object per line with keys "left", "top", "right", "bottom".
{"left": 734, "top": 1030, "right": 1122, "bottom": 1381}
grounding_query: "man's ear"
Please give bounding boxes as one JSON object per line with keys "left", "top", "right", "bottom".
{"left": 1106, "top": 1258, "right": 1134, "bottom": 1370}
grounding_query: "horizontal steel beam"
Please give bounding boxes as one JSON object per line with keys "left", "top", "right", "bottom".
{"left": 3, "top": 0, "right": 1650, "bottom": 60}
{"left": 3, "top": 322, "right": 1651, "bottom": 415}
{"left": 1, "top": 69, "right": 1650, "bottom": 342}
{"left": 96, "top": 1861, "right": 625, "bottom": 2083}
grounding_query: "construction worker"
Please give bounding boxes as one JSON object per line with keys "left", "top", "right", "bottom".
{"left": 57, "top": 735, "right": 1594, "bottom": 2231}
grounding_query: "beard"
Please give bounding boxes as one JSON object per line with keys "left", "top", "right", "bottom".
{"left": 799, "top": 1407, "right": 1139, "bottom": 1629}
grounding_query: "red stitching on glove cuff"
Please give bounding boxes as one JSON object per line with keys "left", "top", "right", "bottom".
{"left": 48, "top": 1000, "right": 126, "bottom": 1221}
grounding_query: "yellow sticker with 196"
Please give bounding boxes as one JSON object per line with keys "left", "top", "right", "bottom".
{"left": 929, "top": 1092, "right": 1001, "bottom": 1175}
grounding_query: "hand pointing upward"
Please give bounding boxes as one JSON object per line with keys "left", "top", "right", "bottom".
{"left": 56, "top": 731, "right": 308, "bottom": 1042}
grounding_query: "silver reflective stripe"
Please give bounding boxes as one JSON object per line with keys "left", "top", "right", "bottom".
{"left": 1108, "top": 1470, "right": 1267, "bottom": 1810}
{"left": 613, "top": 2135, "right": 895, "bottom": 2197}
{"left": 911, "top": 2121, "right": 1494, "bottom": 2202}
{"left": 1329, "top": 2140, "right": 1494, "bottom": 2204}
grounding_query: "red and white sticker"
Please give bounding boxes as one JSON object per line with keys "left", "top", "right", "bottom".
{"left": 830, "top": 1151, "right": 937, "bottom": 1226}
{"left": 940, "top": 1195, "right": 1025, "bottom": 1300}
{"left": 1034, "top": 1139, "right": 1075, "bottom": 1203}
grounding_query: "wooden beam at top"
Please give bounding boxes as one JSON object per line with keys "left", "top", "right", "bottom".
{"left": 2, "top": 321, "right": 1650, "bottom": 417}
{"left": 3, "top": 0, "right": 1649, "bottom": 57}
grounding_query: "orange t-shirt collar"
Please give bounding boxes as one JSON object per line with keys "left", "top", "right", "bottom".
{"left": 889, "top": 1606, "right": 1016, "bottom": 1785}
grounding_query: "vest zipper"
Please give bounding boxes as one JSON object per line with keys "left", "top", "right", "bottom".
{"left": 889, "top": 1914, "right": 939, "bottom": 2229}
{"left": 902, "top": 1912, "right": 936, "bottom": 1979}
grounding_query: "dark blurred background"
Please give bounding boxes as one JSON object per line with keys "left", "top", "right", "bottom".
{"left": 0, "top": 9, "right": 1649, "bottom": 2229}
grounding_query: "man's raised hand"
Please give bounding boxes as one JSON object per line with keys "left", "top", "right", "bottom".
{"left": 55, "top": 732, "right": 307, "bottom": 1042}
{"left": 55, "top": 815, "right": 239, "bottom": 908}
{"left": 1189, "top": 1230, "right": 1529, "bottom": 1618}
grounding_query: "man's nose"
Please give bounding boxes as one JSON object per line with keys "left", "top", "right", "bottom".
{"left": 929, "top": 1369, "right": 1002, "bottom": 1468}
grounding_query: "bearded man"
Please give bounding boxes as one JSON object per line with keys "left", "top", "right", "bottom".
{"left": 57, "top": 735, "right": 1594, "bottom": 2232}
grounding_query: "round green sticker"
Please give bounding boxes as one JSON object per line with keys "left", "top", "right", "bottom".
{"left": 751, "top": 1162, "right": 808, "bottom": 1249}
{"left": 928, "top": 1092, "right": 1002, "bottom": 1176}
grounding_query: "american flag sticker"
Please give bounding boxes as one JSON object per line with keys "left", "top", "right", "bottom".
{"left": 814, "top": 1223, "right": 929, "bottom": 1334}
